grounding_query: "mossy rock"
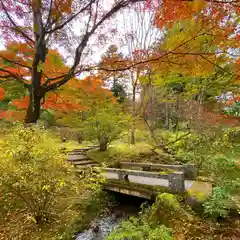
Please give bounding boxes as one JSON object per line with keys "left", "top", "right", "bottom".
{"left": 186, "top": 181, "right": 212, "bottom": 214}
{"left": 156, "top": 193, "right": 181, "bottom": 211}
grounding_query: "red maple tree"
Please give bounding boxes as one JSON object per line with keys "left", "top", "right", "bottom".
{"left": 0, "top": 0, "right": 143, "bottom": 123}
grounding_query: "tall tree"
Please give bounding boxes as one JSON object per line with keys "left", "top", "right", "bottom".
{"left": 0, "top": 0, "right": 144, "bottom": 123}
{"left": 120, "top": 2, "right": 161, "bottom": 144}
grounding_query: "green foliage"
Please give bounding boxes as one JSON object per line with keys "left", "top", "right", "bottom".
{"left": 106, "top": 215, "right": 172, "bottom": 240}
{"left": 2, "top": 80, "right": 26, "bottom": 101}
{"left": 202, "top": 154, "right": 240, "bottom": 219}
{"left": 223, "top": 101, "right": 240, "bottom": 116}
{"left": 111, "top": 82, "right": 126, "bottom": 103}
{"left": 203, "top": 187, "right": 233, "bottom": 219}
{"left": 149, "top": 193, "right": 187, "bottom": 226}
{"left": 107, "top": 193, "right": 189, "bottom": 240}
{"left": 173, "top": 128, "right": 240, "bottom": 219}
{"left": 83, "top": 106, "right": 130, "bottom": 151}
{"left": 0, "top": 123, "right": 103, "bottom": 239}
{"left": 0, "top": 80, "right": 26, "bottom": 112}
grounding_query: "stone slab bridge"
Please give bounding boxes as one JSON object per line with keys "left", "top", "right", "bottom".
{"left": 67, "top": 148, "right": 212, "bottom": 200}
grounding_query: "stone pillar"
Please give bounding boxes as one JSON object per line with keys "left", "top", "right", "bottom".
{"left": 118, "top": 173, "right": 124, "bottom": 181}
{"left": 168, "top": 171, "right": 184, "bottom": 193}
{"left": 183, "top": 164, "right": 197, "bottom": 180}
{"left": 118, "top": 173, "right": 129, "bottom": 182}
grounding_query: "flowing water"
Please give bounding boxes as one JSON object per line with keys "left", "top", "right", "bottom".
{"left": 76, "top": 193, "right": 148, "bottom": 240}
{"left": 76, "top": 214, "right": 126, "bottom": 240}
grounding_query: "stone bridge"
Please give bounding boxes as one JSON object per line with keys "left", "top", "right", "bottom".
{"left": 67, "top": 148, "right": 212, "bottom": 200}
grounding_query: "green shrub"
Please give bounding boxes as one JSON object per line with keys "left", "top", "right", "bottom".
{"left": 106, "top": 194, "right": 181, "bottom": 240}
{"left": 106, "top": 216, "right": 172, "bottom": 240}
{"left": 149, "top": 193, "right": 188, "bottom": 226}
{"left": 0, "top": 124, "right": 102, "bottom": 239}
{"left": 83, "top": 106, "right": 130, "bottom": 151}
{"left": 203, "top": 187, "right": 232, "bottom": 219}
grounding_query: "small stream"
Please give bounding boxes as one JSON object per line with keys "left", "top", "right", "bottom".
{"left": 76, "top": 193, "right": 148, "bottom": 240}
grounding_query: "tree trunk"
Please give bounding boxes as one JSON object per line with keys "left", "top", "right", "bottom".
{"left": 25, "top": 93, "right": 41, "bottom": 123}
{"left": 99, "top": 136, "right": 108, "bottom": 151}
{"left": 130, "top": 84, "right": 136, "bottom": 145}
{"left": 165, "top": 102, "right": 169, "bottom": 129}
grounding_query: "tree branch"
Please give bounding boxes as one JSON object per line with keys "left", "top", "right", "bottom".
{"left": 0, "top": 0, "right": 34, "bottom": 43}
{"left": 42, "top": 0, "right": 144, "bottom": 94}
{"left": 0, "top": 55, "right": 32, "bottom": 70}
{"left": 45, "top": 0, "right": 53, "bottom": 29}
{"left": 46, "top": 1, "right": 94, "bottom": 34}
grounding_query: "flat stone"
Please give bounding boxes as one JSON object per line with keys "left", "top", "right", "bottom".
{"left": 75, "top": 164, "right": 99, "bottom": 169}
{"left": 68, "top": 155, "right": 89, "bottom": 161}
{"left": 71, "top": 160, "right": 95, "bottom": 165}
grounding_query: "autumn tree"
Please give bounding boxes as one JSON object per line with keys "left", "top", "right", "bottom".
{"left": 119, "top": 2, "right": 161, "bottom": 144}
{"left": 99, "top": 45, "right": 127, "bottom": 103}
{"left": 0, "top": 0, "right": 144, "bottom": 123}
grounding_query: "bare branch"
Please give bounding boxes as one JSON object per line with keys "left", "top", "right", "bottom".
{"left": 45, "top": 0, "right": 53, "bottom": 29}
{"left": 0, "top": 0, "right": 34, "bottom": 43}
{"left": 46, "top": 1, "right": 94, "bottom": 33}
{"left": 0, "top": 55, "right": 32, "bottom": 70}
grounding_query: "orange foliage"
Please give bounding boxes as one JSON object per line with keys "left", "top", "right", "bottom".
{"left": 0, "top": 111, "right": 25, "bottom": 121}
{"left": 68, "top": 76, "right": 114, "bottom": 103}
{"left": 0, "top": 88, "right": 5, "bottom": 101}
{"left": 42, "top": 50, "right": 69, "bottom": 81}
{"left": 11, "top": 96, "right": 30, "bottom": 109}
{"left": 226, "top": 96, "right": 240, "bottom": 107}
{"left": 154, "top": 0, "right": 238, "bottom": 29}
{"left": 52, "top": 0, "right": 73, "bottom": 18}
{"left": 42, "top": 94, "right": 89, "bottom": 113}
{"left": 9, "top": 75, "right": 113, "bottom": 115}
{"left": 0, "top": 43, "right": 70, "bottom": 86}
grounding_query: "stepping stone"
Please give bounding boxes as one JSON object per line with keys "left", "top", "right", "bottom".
{"left": 71, "top": 160, "right": 96, "bottom": 165}
{"left": 75, "top": 164, "right": 100, "bottom": 169}
{"left": 68, "top": 155, "right": 89, "bottom": 161}
{"left": 68, "top": 151, "right": 87, "bottom": 156}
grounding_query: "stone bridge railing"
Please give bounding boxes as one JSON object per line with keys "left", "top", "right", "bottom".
{"left": 118, "top": 162, "right": 197, "bottom": 180}
{"left": 101, "top": 167, "right": 190, "bottom": 193}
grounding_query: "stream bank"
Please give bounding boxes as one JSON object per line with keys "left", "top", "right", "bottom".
{"left": 76, "top": 192, "right": 150, "bottom": 240}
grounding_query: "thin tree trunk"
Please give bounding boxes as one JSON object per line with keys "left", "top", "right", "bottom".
{"left": 130, "top": 84, "right": 136, "bottom": 145}
{"left": 99, "top": 136, "right": 108, "bottom": 151}
{"left": 165, "top": 102, "right": 169, "bottom": 129}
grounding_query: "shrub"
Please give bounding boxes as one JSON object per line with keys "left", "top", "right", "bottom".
{"left": 149, "top": 193, "right": 188, "bottom": 226}
{"left": 83, "top": 106, "right": 130, "bottom": 151}
{"left": 106, "top": 194, "right": 182, "bottom": 240}
{"left": 0, "top": 123, "right": 102, "bottom": 239}
{"left": 106, "top": 215, "right": 173, "bottom": 240}
{"left": 201, "top": 154, "right": 240, "bottom": 219}
{"left": 203, "top": 187, "right": 232, "bottom": 219}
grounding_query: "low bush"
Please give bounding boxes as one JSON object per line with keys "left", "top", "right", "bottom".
{"left": 106, "top": 215, "right": 173, "bottom": 240}
{"left": 83, "top": 106, "right": 130, "bottom": 151}
{"left": 0, "top": 123, "right": 103, "bottom": 239}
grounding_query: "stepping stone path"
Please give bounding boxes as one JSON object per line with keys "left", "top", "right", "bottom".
{"left": 67, "top": 146, "right": 100, "bottom": 169}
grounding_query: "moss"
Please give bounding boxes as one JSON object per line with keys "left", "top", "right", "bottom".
{"left": 156, "top": 193, "right": 181, "bottom": 211}
{"left": 187, "top": 181, "right": 212, "bottom": 202}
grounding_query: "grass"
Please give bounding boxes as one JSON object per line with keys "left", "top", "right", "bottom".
{"left": 87, "top": 141, "right": 154, "bottom": 165}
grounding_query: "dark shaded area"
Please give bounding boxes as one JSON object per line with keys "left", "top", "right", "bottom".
{"left": 107, "top": 191, "right": 154, "bottom": 216}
